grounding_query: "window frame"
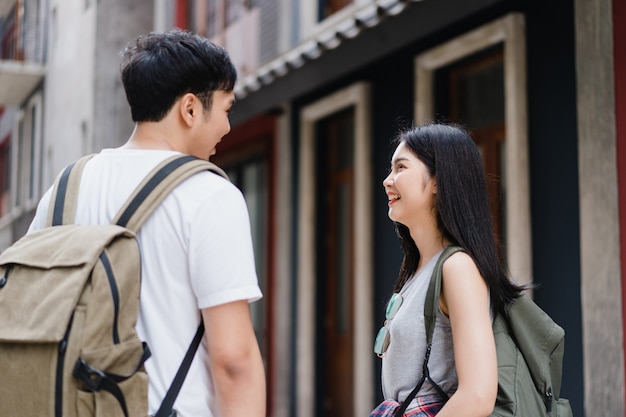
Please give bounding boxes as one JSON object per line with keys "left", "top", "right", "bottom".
{"left": 297, "top": 81, "right": 373, "bottom": 417}
{"left": 10, "top": 92, "right": 43, "bottom": 217}
{"left": 299, "top": 0, "right": 370, "bottom": 41}
{"left": 414, "top": 13, "right": 532, "bottom": 286}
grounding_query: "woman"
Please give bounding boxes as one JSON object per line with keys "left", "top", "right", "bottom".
{"left": 373, "top": 123, "right": 524, "bottom": 416}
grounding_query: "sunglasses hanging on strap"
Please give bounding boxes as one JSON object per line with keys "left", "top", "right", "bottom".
{"left": 391, "top": 247, "right": 461, "bottom": 417}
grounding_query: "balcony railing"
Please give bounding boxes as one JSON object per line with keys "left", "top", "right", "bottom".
{"left": 0, "top": 0, "right": 45, "bottom": 105}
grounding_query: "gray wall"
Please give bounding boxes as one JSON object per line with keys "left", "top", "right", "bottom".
{"left": 576, "top": 0, "right": 624, "bottom": 415}
{"left": 93, "top": 0, "right": 155, "bottom": 151}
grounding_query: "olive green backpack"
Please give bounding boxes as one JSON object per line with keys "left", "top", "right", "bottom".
{"left": 421, "top": 246, "right": 573, "bottom": 417}
{"left": 0, "top": 154, "right": 228, "bottom": 417}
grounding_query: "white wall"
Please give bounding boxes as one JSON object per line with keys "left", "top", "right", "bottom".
{"left": 42, "top": 0, "right": 97, "bottom": 190}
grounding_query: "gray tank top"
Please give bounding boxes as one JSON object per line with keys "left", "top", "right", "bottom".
{"left": 381, "top": 249, "right": 457, "bottom": 408}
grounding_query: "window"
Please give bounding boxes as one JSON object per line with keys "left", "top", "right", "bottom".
{"left": 225, "top": 0, "right": 249, "bottom": 26}
{"left": 435, "top": 47, "right": 506, "bottom": 240}
{"left": 184, "top": 0, "right": 259, "bottom": 76}
{"left": 315, "top": 107, "right": 355, "bottom": 416}
{"left": 300, "top": 0, "right": 363, "bottom": 42}
{"left": 415, "top": 13, "right": 531, "bottom": 286}
{"left": 193, "top": 0, "right": 251, "bottom": 37}
{"left": 298, "top": 82, "right": 373, "bottom": 417}
{"left": 318, "top": 0, "right": 353, "bottom": 21}
{"left": 12, "top": 93, "right": 42, "bottom": 213}
{"left": 0, "top": 135, "right": 10, "bottom": 217}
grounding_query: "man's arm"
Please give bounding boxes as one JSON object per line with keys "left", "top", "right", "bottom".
{"left": 202, "top": 300, "right": 266, "bottom": 417}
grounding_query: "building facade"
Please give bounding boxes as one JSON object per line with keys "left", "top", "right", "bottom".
{"left": 0, "top": 0, "right": 623, "bottom": 416}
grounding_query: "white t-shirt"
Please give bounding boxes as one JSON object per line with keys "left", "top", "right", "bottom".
{"left": 29, "top": 148, "right": 263, "bottom": 417}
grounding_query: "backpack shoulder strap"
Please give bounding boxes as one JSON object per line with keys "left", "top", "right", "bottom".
{"left": 396, "top": 245, "right": 464, "bottom": 416}
{"left": 46, "top": 154, "right": 96, "bottom": 227}
{"left": 424, "top": 245, "right": 465, "bottom": 343}
{"left": 110, "top": 155, "right": 228, "bottom": 416}
{"left": 112, "top": 154, "right": 229, "bottom": 232}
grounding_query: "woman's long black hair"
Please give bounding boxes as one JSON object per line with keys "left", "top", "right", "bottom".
{"left": 392, "top": 123, "right": 524, "bottom": 314}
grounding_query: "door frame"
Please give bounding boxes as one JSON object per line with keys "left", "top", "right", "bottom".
{"left": 414, "top": 13, "right": 532, "bottom": 286}
{"left": 297, "top": 82, "right": 373, "bottom": 417}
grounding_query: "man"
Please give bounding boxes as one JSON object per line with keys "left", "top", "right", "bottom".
{"left": 29, "top": 29, "right": 266, "bottom": 417}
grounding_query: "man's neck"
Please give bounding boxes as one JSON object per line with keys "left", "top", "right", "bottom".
{"left": 121, "top": 122, "right": 181, "bottom": 152}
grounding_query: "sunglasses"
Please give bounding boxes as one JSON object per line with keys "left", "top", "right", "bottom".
{"left": 373, "top": 293, "right": 403, "bottom": 358}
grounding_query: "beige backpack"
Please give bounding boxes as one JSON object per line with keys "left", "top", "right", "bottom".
{"left": 0, "top": 154, "right": 228, "bottom": 417}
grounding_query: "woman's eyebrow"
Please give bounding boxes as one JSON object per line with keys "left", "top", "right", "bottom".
{"left": 391, "top": 156, "right": 409, "bottom": 165}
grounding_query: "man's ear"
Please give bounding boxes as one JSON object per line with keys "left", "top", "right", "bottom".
{"left": 179, "top": 93, "right": 197, "bottom": 127}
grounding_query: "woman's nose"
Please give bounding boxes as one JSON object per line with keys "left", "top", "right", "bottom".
{"left": 383, "top": 174, "right": 393, "bottom": 188}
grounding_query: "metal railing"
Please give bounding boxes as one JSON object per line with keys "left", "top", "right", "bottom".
{"left": 0, "top": 0, "right": 44, "bottom": 64}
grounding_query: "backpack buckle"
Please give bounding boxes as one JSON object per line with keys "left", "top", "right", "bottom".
{"left": 73, "top": 358, "right": 105, "bottom": 391}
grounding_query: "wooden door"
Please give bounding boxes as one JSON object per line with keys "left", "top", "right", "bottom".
{"left": 316, "top": 107, "right": 355, "bottom": 416}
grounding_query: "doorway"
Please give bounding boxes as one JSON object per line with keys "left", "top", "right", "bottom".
{"left": 297, "top": 82, "right": 373, "bottom": 417}
{"left": 315, "top": 107, "right": 355, "bottom": 416}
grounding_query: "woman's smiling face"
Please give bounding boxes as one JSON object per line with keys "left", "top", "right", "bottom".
{"left": 383, "top": 141, "right": 437, "bottom": 227}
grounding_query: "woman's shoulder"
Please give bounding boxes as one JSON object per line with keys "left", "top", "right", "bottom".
{"left": 441, "top": 249, "right": 476, "bottom": 272}
{"left": 439, "top": 248, "right": 490, "bottom": 316}
{"left": 440, "top": 249, "right": 484, "bottom": 287}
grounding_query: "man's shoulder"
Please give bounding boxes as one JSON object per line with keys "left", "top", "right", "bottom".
{"left": 175, "top": 170, "right": 243, "bottom": 208}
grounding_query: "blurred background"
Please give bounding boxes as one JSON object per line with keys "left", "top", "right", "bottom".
{"left": 0, "top": 0, "right": 623, "bottom": 415}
